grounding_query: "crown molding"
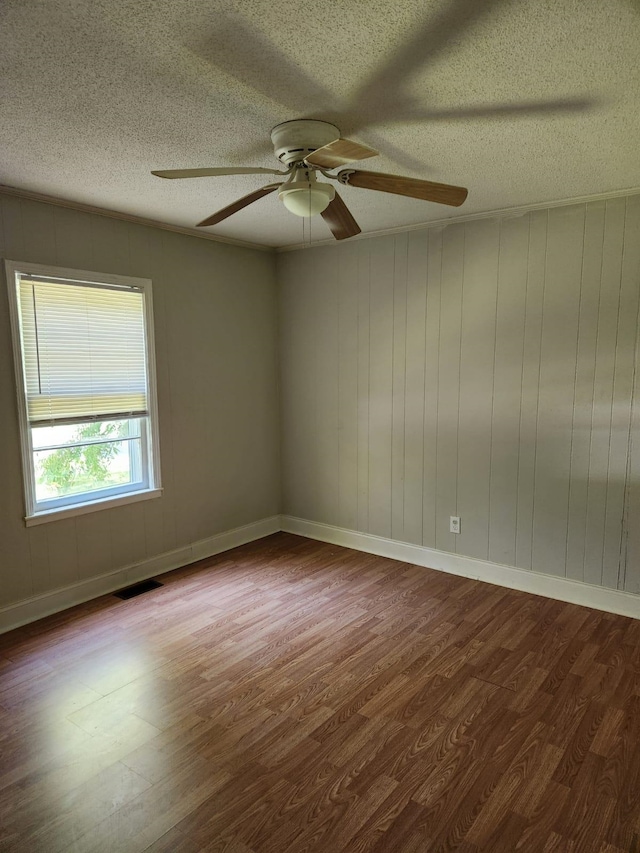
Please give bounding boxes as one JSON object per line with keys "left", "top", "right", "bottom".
{"left": 4, "top": 182, "right": 639, "bottom": 256}
{"left": 0, "top": 184, "right": 274, "bottom": 253}
{"left": 276, "top": 186, "right": 640, "bottom": 252}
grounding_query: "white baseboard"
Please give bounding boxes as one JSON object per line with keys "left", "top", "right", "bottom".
{"left": 281, "top": 516, "right": 640, "bottom": 620}
{"left": 3, "top": 513, "right": 637, "bottom": 633}
{"left": 0, "top": 515, "right": 281, "bottom": 634}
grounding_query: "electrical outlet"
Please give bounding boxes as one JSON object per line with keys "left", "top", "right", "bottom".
{"left": 450, "top": 516, "right": 461, "bottom": 534}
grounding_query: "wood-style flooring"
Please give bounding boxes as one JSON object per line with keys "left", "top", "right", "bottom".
{"left": 0, "top": 532, "right": 639, "bottom": 852}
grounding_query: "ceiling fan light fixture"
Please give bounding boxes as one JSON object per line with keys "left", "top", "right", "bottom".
{"left": 278, "top": 180, "right": 335, "bottom": 217}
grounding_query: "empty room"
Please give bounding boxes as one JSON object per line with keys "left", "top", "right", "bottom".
{"left": 1, "top": 0, "right": 639, "bottom": 851}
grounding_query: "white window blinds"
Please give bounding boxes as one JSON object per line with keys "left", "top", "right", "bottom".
{"left": 17, "top": 275, "right": 149, "bottom": 425}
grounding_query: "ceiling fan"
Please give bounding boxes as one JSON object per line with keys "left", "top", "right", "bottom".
{"left": 151, "top": 119, "right": 468, "bottom": 241}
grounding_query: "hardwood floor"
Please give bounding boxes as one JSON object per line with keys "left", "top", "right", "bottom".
{"left": 0, "top": 532, "right": 639, "bottom": 852}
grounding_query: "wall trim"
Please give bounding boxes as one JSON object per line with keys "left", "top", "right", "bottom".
{"left": 3, "top": 513, "right": 638, "bottom": 633}
{"left": 0, "top": 185, "right": 272, "bottom": 253}
{"left": 281, "top": 516, "right": 640, "bottom": 620}
{"left": 4, "top": 184, "right": 639, "bottom": 257}
{"left": 0, "top": 515, "right": 281, "bottom": 634}
{"left": 277, "top": 186, "right": 640, "bottom": 252}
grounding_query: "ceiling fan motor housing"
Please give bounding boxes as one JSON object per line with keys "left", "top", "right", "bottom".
{"left": 271, "top": 119, "right": 340, "bottom": 166}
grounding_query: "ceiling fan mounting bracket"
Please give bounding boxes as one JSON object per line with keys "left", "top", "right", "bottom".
{"left": 337, "top": 170, "right": 355, "bottom": 185}
{"left": 271, "top": 119, "right": 340, "bottom": 166}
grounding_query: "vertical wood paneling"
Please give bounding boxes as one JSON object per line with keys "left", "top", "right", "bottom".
{"left": 75, "top": 510, "right": 114, "bottom": 579}
{"left": 583, "top": 199, "right": 626, "bottom": 586}
{"left": 43, "top": 518, "right": 79, "bottom": 590}
{"left": 565, "top": 202, "right": 606, "bottom": 583}
{"left": 109, "top": 503, "right": 148, "bottom": 572}
{"left": 515, "top": 210, "right": 548, "bottom": 570}
{"left": 314, "top": 247, "right": 340, "bottom": 525}
{"left": 277, "top": 252, "right": 297, "bottom": 515}
{"left": 1, "top": 195, "right": 26, "bottom": 260}
{"left": 532, "top": 205, "right": 584, "bottom": 576}
{"left": 337, "top": 242, "right": 359, "bottom": 531}
{"left": 615, "top": 194, "right": 640, "bottom": 593}
{"left": 194, "top": 240, "right": 237, "bottom": 537}
{"left": 625, "top": 196, "right": 640, "bottom": 594}
{"left": 435, "top": 224, "right": 465, "bottom": 554}
{"left": 127, "top": 223, "right": 177, "bottom": 558}
{"left": 603, "top": 197, "right": 640, "bottom": 590}
{"left": 279, "top": 251, "right": 317, "bottom": 520}
{"left": 0, "top": 197, "right": 33, "bottom": 604}
{"left": 53, "top": 206, "right": 94, "bottom": 270}
{"left": 456, "top": 218, "right": 499, "bottom": 560}
{"left": 625, "top": 303, "right": 640, "bottom": 593}
{"left": 422, "top": 228, "right": 443, "bottom": 548}
{"left": 277, "top": 253, "right": 294, "bottom": 513}
{"left": 26, "top": 524, "right": 51, "bottom": 595}
{"left": 161, "top": 231, "right": 198, "bottom": 548}
{"left": 0, "top": 193, "right": 280, "bottom": 610}
{"left": 90, "top": 216, "right": 132, "bottom": 276}
{"left": 278, "top": 193, "right": 640, "bottom": 597}
{"left": 488, "top": 216, "right": 529, "bottom": 567}
{"left": 181, "top": 239, "right": 214, "bottom": 542}
{"left": 367, "top": 236, "right": 395, "bottom": 538}
{"left": 202, "top": 243, "right": 279, "bottom": 536}
{"left": 356, "top": 242, "right": 371, "bottom": 532}
{"left": 19, "top": 199, "right": 57, "bottom": 265}
{"left": 403, "top": 231, "right": 428, "bottom": 545}
{"left": 391, "top": 233, "right": 408, "bottom": 541}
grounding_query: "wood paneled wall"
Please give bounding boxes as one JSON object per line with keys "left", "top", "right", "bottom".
{"left": 278, "top": 196, "right": 640, "bottom": 594}
{"left": 0, "top": 194, "right": 280, "bottom": 609}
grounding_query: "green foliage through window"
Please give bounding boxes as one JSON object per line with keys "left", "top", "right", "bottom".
{"left": 39, "top": 422, "right": 120, "bottom": 492}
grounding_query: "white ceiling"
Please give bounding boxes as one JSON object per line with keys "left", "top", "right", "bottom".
{"left": 1, "top": 0, "right": 639, "bottom": 249}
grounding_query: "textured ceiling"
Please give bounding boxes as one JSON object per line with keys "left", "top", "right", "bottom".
{"left": 1, "top": 0, "right": 639, "bottom": 249}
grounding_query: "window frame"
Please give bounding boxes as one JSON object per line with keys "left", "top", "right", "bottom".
{"left": 5, "top": 260, "right": 162, "bottom": 526}
{"left": 30, "top": 417, "right": 149, "bottom": 513}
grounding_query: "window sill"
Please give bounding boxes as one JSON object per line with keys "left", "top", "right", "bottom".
{"left": 25, "top": 488, "right": 163, "bottom": 527}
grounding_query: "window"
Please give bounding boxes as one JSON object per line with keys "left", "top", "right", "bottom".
{"left": 5, "top": 261, "right": 161, "bottom": 525}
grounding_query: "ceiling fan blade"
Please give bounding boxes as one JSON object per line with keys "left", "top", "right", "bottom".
{"left": 189, "top": 18, "right": 334, "bottom": 117}
{"left": 341, "top": 170, "right": 467, "bottom": 207}
{"left": 197, "top": 183, "right": 282, "bottom": 227}
{"left": 408, "top": 97, "right": 593, "bottom": 123}
{"left": 152, "top": 167, "right": 286, "bottom": 179}
{"left": 306, "top": 138, "right": 378, "bottom": 169}
{"left": 351, "top": 128, "right": 427, "bottom": 173}
{"left": 350, "top": 0, "right": 507, "bottom": 116}
{"left": 321, "top": 192, "right": 361, "bottom": 241}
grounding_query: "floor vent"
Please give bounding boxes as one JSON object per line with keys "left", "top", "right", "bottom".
{"left": 113, "top": 579, "right": 163, "bottom": 600}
